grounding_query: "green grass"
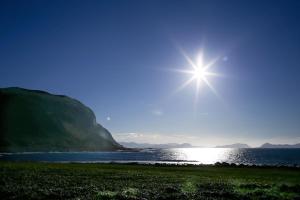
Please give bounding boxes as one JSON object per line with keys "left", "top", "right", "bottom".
{"left": 0, "top": 162, "right": 300, "bottom": 199}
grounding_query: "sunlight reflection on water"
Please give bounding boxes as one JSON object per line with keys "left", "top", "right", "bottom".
{"left": 1, "top": 148, "right": 300, "bottom": 166}
{"left": 160, "top": 148, "right": 236, "bottom": 164}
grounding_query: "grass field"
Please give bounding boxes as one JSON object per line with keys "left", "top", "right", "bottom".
{"left": 1, "top": 162, "right": 300, "bottom": 200}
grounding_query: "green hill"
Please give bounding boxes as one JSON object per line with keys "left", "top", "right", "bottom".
{"left": 0, "top": 87, "right": 123, "bottom": 152}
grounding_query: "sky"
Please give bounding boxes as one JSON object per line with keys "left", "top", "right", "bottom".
{"left": 1, "top": 0, "right": 300, "bottom": 147}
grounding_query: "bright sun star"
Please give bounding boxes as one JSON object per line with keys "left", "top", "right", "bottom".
{"left": 173, "top": 49, "right": 222, "bottom": 104}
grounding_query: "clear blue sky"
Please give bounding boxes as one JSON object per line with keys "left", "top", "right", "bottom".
{"left": 1, "top": 0, "right": 300, "bottom": 146}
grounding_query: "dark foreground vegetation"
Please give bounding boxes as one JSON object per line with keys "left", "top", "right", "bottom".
{"left": 1, "top": 162, "right": 300, "bottom": 200}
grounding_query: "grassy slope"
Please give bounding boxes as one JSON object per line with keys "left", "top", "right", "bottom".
{"left": 1, "top": 162, "right": 300, "bottom": 200}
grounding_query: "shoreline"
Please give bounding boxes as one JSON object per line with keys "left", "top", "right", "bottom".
{"left": 1, "top": 160, "right": 300, "bottom": 169}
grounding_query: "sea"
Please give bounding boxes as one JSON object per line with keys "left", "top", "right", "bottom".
{"left": 1, "top": 148, "right": 300, "bottom": 166}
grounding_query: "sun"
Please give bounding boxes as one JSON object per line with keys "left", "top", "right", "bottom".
{"left": 193, "top": 66, "right": 204, "bottom": 79}
{"left": 173, "top": 49, "right": 222, "bottom": 103}
{"left": 189, "top": 53, "right": 214, "bottom": 87}
{"left": 193, "top": 52, "right": 206, "bottom": 79}
{"left": 193, "top": 65, "right": 207, "bottom": 81}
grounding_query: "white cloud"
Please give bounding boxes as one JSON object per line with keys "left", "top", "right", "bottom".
{"left": 115, "top": 132, "right": 144, "bottom": 138}
{"left": 151, "top": 109, "right": 163, "bottom": 116}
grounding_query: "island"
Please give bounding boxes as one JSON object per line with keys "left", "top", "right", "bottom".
{"left": 260, "top": 143, "right": 300, "bottom": 148}
{"left": 215, "top": 143, "right": 251, "bottom": 148}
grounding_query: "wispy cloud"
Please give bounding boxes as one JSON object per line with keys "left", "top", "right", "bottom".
{"left": 115, "top": 132, "right": 175, "bottom": 143}
{"left": 151, "top": 109, "right": 163, "bottom": 116}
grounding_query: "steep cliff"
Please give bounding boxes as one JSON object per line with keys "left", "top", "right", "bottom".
{"left": 0, "top": 87, "right": 123, "bottom": 152}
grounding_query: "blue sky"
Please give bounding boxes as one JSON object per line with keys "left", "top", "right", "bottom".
{"left": 1, "top": 0, "right": 300, "bottom": 146}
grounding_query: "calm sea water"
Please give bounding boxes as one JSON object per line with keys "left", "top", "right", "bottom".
{"left": 1, "top": 148, "right": 300, "bottom": 166}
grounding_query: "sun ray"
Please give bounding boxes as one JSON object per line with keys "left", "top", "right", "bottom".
{"left": 204, "top": 72, "right": 223, "bottom": 77}
{"left": 173, "top": 76, "right": 196, "bottom": 93}
{"left": 203, "top": 56, "right": 220, "bottom": 71}
{"left": 202, "top": 76, "right": 221, "bottom": 100}
{"left": 194, "top": 77, "right": 201, "bottom": 108}
{"left": 171, "top": 69, "right": 195, "bottom": 74}
{"left": 196, "top": 50, "right": 204, "bottom": 69}
{"left": 179, "top": 49, "right": 198, "bottom": 70}
{"left": 172, "top": 48, "right": 224, "bottom": 105}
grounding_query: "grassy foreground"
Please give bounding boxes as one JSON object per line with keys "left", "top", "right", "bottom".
{"left": 1, "top": 162, "right": 300, "bottom": 200}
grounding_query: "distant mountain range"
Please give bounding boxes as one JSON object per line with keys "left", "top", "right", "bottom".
{"left": 121, "top": 142, "right": 300, "bottom": 149}
{"left": 0, "top": 87, "right": 123, "bottom": 152}
{"left": 215, "top": 143, "right": 250, "bottom": 148}
{"left": 260, "top": 143, "right": 300, "bottom": 148}
{"left": 215, "top": 143, "right": 300, "bottom": 148}
{"left": 120, "top": 142, "right": 193, "bottom": 149}
{"left": 216, "top": 143, "right": 300, "bottom": 148}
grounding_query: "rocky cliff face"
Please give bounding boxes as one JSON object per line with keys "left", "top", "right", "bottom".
{"left": 0, "top": 87, "right": 123, "bottom": 152}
